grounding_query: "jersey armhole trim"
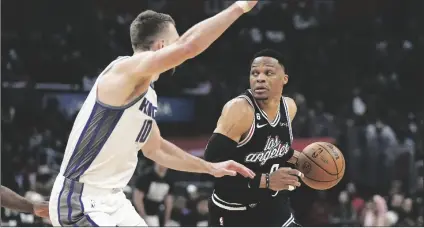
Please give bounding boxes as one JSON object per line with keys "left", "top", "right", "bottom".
{"left": 236, "top": 95, "right": 255, "bottom": 148}
{"left": 96, "top": 90, "right": 147, "bottom": 110}
{"left": 282, "top": 97, "right": 294, "bottom": 143}
{"left": 95, "top": 56, "right": 148, "bottom": 110}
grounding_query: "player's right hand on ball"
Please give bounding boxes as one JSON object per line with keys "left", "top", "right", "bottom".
{"left": 269, "top": 168, "right": 303, "bottom": 191}
{"left": 209, "top": 160, "right": 255, "bottom": 179}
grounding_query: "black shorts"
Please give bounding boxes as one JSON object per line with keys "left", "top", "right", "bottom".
{"left": 208, "top": 194, "right": 301, "bottom": 227}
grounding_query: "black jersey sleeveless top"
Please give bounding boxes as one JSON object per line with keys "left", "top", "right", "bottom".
{"left": 213, "top": 89, "right": 294, "bottom": 205}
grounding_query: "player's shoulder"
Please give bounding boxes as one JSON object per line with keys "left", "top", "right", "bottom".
{"left": 106, "top": 53, "right": 154, "bottom": 77}
{"left": 215, "top": 97, "right": 254, "bottom": 137}
{"left": 222, "top": 97, "right": 255, "bottom": 119}
{"left": 282, "top": 96, "right": 297, "bottom": 120}
{"left": 283, "top": 96, "right": 296, "bottom": 105}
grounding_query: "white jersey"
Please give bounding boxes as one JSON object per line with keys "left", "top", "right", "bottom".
{"left": 58, "top": 56, "right": 158, "bottom": 189}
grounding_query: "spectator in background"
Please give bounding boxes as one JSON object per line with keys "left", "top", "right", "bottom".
{"left": 306, "top": 191, "right": 331, "bottom": 226}
{"left": 364, "top": 120, "right": 399, "bottom": 188}
{"left": 365, "top": 119, "right": 398, "bottom": 150}
{"left": 133, "top": 163, "right": 174, "bottom": 226}
{"left": 346, "top": 182, "right": 365, "bottom": 216}
{"left": 389, "top": 193, "right": 405, "bottom": 214}
{"left": 396, "top": 198, "right": 416, "bottom": 226}
{"left": 351, "top": 88, "right": 366, "bottom": 119}
{"left": 362, "top": 195, "right": 388, "bottom": 226}
{"left": 329, "top": 191, "right": 357, "bottom": 226}
{"left": 194, "top": 198, "right": 209, "bottom": 226}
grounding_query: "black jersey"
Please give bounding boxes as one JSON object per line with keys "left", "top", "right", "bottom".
{"left": 213, "top": 89, "right": 294, "bottom": 206}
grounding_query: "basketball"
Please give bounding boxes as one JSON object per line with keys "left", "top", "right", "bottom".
{"left": 297, "top": 142, "right": 345, "bottom": 190}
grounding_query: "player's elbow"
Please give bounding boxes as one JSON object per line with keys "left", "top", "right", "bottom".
{"left": 179, "top": 40, "right": 202, "bottom": 59}
{"left": 140, "top": 121, "right": 162, "bottom": 159}
{"left": 141, "top": 140, "right": 160, "bottom": 160}
{"left": 141, "top": 146, "right": 157, "bottom": 160}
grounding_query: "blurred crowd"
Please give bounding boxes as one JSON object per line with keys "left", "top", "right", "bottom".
{"left": 2, "top": 0, "right": 423, "bottom": 226}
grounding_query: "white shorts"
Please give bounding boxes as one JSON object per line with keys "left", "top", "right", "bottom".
{"left": 49, "top": 175, "right": 147, "bottom": 227}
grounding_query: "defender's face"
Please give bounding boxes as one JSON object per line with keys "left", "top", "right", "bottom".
{"left": 249, "top": 57, "right": 288, "bottom": 100}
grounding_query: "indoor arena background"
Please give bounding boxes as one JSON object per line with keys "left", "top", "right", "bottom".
{"left": 1, "top": 0, "right": 423, "bottom": 226}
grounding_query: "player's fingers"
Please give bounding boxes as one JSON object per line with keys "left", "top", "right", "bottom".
{"left": 222, "top": 168, "right": 237, "bottom": 177}
{"left": 284, "top": 179, "right": 301, "bottom": 187}
{"left": 285, "top": 185, "right": 296, "bottom": 191}
{"left": 281, "top": 173, "right": 299, "bottom": 181}
{"left": 228, "top": 161, "right": 255, "bottom": 178}
{"left": 287, "top": 168, "right": 304, "bottom": 178}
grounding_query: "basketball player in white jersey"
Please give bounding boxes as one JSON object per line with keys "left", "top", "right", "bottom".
{"left": 49, "top": 1, "right": 258, "bottom": 227}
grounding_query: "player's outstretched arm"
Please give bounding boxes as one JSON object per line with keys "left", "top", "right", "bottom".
{"left": 116, "top": 1, "right": 258, "bottom": 81}
{"left": 141, "top": 120, "right": 255, "bottom": 179}
{"left": 0, "top": 185, "right": 49, "bottom": 218}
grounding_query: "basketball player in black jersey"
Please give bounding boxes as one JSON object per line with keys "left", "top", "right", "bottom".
{"left": 205, "top": 49, "right": 304, "bottom": 227}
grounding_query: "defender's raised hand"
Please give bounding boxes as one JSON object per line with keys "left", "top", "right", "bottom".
{"left": 235, "top": 1, "right": 259, "bottom": 13}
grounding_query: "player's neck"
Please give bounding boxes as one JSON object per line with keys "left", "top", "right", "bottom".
{"left": 257, "top": 97, "right": 280, "bottom": 117}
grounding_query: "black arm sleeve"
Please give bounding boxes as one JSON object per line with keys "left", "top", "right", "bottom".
{"left": 204, "top": 133, "right": 238, "bottom": 162}
{"left": 204, "top": 133, "right": 261, "bottom": 190}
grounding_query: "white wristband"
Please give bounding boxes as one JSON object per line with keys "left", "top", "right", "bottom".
{"left": 236, "top": 1, "right": 250, "bottom": 13}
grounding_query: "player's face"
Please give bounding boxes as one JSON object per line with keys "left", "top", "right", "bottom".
{"left": 249, "top": 57, "right": 288, "bottom": 100}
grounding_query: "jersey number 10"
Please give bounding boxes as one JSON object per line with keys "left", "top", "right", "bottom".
{"left": 136, "top": 119, "right": 153, "bottom": 143}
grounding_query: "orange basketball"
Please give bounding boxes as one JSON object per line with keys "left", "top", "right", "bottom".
{"left": 297, "top": 142, "right": 345, "bottom": 190}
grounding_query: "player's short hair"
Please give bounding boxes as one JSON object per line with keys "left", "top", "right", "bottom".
{"left": 130, "top": 10, "right": 175, "bottom": 51}
{"left": 251, "top": 49, "right": 285, "bottom": 70}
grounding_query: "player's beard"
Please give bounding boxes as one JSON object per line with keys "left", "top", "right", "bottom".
{"left": 255, "top": 96, "right": 268, "bottom": 101}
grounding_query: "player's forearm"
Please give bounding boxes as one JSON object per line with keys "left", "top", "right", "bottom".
{"left": 179, "top": 3, "right": 244, "bottom": 56}
{"left": 0, "top": 186, "right": 34, "bottom": 213}
{"left": 146, "top": 139, "right": 213, "bottom": 174}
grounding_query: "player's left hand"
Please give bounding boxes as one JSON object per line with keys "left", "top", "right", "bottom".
{"left": 33, "top": 201, "right": 49, "bottom": 218}
{"left": 209, "top": 160, "right": 255, "bottom": 178}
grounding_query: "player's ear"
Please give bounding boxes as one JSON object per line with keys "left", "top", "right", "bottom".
{"left": 152, "top": 40, "right": 165, "bottom": 51}
{"left": 283, "top": 74, "right": 289, "bottom": 85}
